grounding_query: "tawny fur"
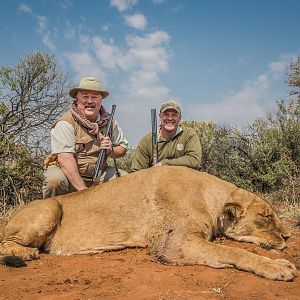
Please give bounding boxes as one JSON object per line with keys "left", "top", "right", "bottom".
{"left": 0, "top": 166, "right": 297, "bottom": 280}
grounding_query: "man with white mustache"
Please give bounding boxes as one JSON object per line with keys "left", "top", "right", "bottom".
{"left": 43, "top": 77, "right": 128, "bottom": 198}
{"left": 131, "top": 100, "right": 202, "bottom": 171}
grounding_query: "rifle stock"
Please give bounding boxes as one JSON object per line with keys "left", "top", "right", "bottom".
{"left": 151, "top": 108, "right": 158, "bottom": 165}
{"left": 93, "top": 104, "right": 116, "bottom": 182}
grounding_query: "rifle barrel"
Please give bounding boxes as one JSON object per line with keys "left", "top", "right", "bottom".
{"left": 151, "top": 108, "right": 158, "bottom": 165}
{"left": 93, "top": 105, "right": 116, "bottom": 181}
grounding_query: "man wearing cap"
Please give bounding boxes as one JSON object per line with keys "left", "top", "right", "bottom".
{"left": 131, "top": 100, "right": 202, "bottom": 172}
{"left": 42, "top": 77, "right": 128, "bottom": 198}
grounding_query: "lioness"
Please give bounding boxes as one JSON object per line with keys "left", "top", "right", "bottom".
{"left": 0, "top": 166, "right": 297, "bottom": 281}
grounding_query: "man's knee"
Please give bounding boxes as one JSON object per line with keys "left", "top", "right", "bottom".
{"left": 43, "top": 166, "right": 69, "bottom": 198}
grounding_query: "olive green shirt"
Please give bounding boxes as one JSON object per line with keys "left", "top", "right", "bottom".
{"left": 131, "top": 125, "right": 202, "bottom": 172}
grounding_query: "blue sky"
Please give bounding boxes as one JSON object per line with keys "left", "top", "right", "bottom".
{"left": 1, "top": 0, "right": 300, "bottom": 146}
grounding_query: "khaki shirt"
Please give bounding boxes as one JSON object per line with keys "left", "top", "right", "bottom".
{"left": 131, "top": 125, "right": 202, "bottom": 172}
{"left": 46, "top": 111, "right": 128, "bottom": 178}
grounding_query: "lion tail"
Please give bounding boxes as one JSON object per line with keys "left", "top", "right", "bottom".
{"left": 0, "top": 256, "right": 27, "bottom": 268}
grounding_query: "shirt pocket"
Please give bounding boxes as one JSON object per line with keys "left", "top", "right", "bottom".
{"left": 78, "top": 161, "right": 96, "bottom": 178}
{"left": 75, "top": 136, "right": 94, "bottom": 154}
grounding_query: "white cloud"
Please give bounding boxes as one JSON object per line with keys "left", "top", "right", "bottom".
{"left": 35, "top": 15, "right": 56, "bottom": 50}
{"left": 268, "top": 60, "right": 289, "bottom": 80}
{"left": 125, "top": 31, "right": 171, "bottom": 74}
{"left": 129, "top": 45, "right": 170, "bottom": 72}
{"left": 102, "top": 24, "right": 110, "bottom": 32}
{"left": 115, "top": 68, "right": 171, "bottom": 146}
{"left": 36, "top": 15, "right": 47, "bottom": 31}
{"left": 59, "top": 0, "right": 73, "bottom": 9}
{"left": 124, "top": 13, "right": 147, "bottom": 30}
{"left": 92, "top": 36, "right": 128, "bottom": 70}
{"left": 110, "top": 0, "right": 138, "bottom": 12}
{"left": 127, "top": 70, "right": 169, "bottom": 99}
{"left": 18, "top": 4, "right": 32, "bottom": 13}
{"left": 18, "top": 4, "right": 57, "bottom": 50}
{"left": 126, "top": 30, "right": 170, "bottom": 48}
{"left": 172, "top": 4, "right": 185, "bottom": 12}
{"left": 41, "top": 32, "right": 56, "bottom": 50}
{"left": 87, "top": 30, "right": 171, "bottom": 75}
{"left": 64, "top": 21, "right": 75, "bottom": 40}
{"left": 185, "top": 56, "right": 292, "bottom": 127}
{"left": 64, "top": 51, "right": 108, "bottom": 85}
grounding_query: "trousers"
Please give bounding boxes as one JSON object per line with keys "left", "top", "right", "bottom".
{"left": 42, "top": 165, "right": 127, "bottom": 198}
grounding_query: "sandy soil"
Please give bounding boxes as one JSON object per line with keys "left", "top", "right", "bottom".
{"left": 0, "top": 216, "right": 299, "bottom": 300}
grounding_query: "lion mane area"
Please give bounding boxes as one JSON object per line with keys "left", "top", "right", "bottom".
{"left": 0, "top": 166, "right": 297, "bottom": 281}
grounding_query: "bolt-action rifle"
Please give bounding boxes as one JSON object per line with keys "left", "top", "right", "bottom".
{"left": 93, "top": 104, "right": 116, "bottom": 183}
{"left": 151, "top": 108, "right": 158, "bottom": 166}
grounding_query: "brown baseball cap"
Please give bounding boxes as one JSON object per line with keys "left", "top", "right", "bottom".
{"left": 160, "top": 100, "right": 181, "bottom": 114}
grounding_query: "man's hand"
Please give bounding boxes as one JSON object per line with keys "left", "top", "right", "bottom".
{"left": 99, "top": 136, "right": 112, "bottom": 153}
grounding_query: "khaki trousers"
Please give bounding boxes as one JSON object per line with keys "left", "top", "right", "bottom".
{"left": 42, "top": 165, "right": 127, "bottom": 198}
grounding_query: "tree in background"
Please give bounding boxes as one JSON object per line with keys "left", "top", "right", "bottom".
{"left": 287, "top": 56, "right": 300, "bottom": 99}
{"left": 0, "top": 52, "right": 71, "bottom": 207}
{"left": 248, "top": 57, "right": 300, "bottom": 201}
{"left": 0, "top": 51, "right": 70, "bottom": 148}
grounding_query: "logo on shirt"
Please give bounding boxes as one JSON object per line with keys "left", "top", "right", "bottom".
{"left": 177, "top": 143, "right": 184, "bottom": 151}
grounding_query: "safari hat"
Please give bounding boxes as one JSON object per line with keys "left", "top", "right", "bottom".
{"left": 160, "top": 100, "right": 181, "bottom": 114}
{"left": 69, "top": 77, "right": 109, "bottom": 99}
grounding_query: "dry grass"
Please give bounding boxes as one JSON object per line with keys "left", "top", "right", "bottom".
{"left": 0, "top": 201, "right": 26, "bottom": 227}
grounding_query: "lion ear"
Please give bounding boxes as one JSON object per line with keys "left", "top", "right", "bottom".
{"left": 223, "top": 203, "right": 243, "bottom": 222}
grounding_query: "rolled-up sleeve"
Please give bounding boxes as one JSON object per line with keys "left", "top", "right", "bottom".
{"left": 112, "top": 120, "right": 128, "bottom": 149}
{"left": 51, "top": 121, "right": 76, "bottom": 154}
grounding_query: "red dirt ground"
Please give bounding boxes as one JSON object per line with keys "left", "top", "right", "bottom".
{"left": 0, "top": 217, "right": 299, "bottom": 300}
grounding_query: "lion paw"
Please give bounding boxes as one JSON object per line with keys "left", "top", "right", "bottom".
{"left": 258, "top": 258, "right": 297, "bottom": 281}
{"left": 0, "top": 242, "right": 39, "bottom": 261}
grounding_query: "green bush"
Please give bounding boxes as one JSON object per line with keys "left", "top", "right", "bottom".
{"left": 0, "top": 137, "right": 44, "bottom": 207}
{"left": 107, "top": 147, "right": 134, "bottom": 174}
